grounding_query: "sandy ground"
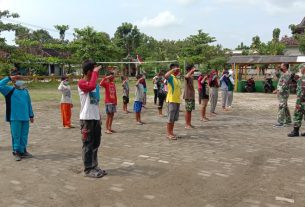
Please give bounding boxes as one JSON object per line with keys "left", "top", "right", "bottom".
{"left": 0, "top": 91, "right": 305, "bottom": 207}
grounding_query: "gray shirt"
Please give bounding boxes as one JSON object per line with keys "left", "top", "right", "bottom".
{"left": 135, "top": 83, "right": 144, "bottom": 102}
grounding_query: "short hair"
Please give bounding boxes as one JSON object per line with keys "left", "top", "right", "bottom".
{"left": 136, "top": 74, "right": 143, "bottom": 80}
{"left": 186, "top": 64, "right": 195, "bottom": 72}
{"left": 82, "top": 60, "right": 96, "bottom": 75}
{"left": 170, "top": 63, "right": 179, "bottom": 69}
{"left": 282, "top": 63, "right": 289, "bottom": 69}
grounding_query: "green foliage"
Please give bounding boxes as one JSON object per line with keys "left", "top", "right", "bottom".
{"left": 54, "top": 25, "right": 69, "bottom": 41}
{"left": 113, "top": 22, "right": 141, "bottom": 56}
{"left": 299, "top": 35, "right": 305, "bottom": 54}
{"left": 72, "top": 26, "right": 120, "bottom": 62}
{"left": 0, "top": 62, "right": 14, "bottom": 75}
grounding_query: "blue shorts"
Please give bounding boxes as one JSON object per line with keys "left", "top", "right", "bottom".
{"left": 133, "top": 101, "right": 143, "bottom": 113}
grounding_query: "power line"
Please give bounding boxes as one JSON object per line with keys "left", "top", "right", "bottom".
{"left": 2, "top": 18, "right": 74, "bottom": 36}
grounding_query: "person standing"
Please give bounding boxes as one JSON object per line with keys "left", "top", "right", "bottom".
{"left": 197, "top": 73, "right": 203, "bottom": 105}
{"left": 220, "top": 70, "right": 230, "bottom": 111}
{"left": 200, "top": 73, "right": 210, "bottom": 121}
{"left": 226, "top": 70, "right": 235, "bottom": 108}
{"left": 58, "top": 76, "right": 73, "bottom": 128}
{"left": 133, "top": 74, "right": 145, "bottom": 125}
{"left": 183, "top": 64, "right": 196, "bottom": 129}
{"left": 100, "top": 72, "right": 117, "bottom": 134}
{"left": 78, "top": 60, "right": 106, "bottom": 178}
{"left": 165, "top": 63, "right": 181, "bottom": 140}
{"left": 288, "top": 64, "right": 305, "bottom": 136}
{"left": 0, "top": 75, "right": 34, "bottom": 161}
{"left": 156, "top": 72, "right": 167, "bottom": 116}
{"left": 273, "top": 63, "right": 292, "bottom": 128}
{"left": 153, "top": 73, "right": 159, "bottom": 105}
{"left": 142, "top": 74, "right": 147, "bottom": 108}
{"left": 121, "top": 76, "right": 130, "bottom": 114}
{"left": 209, "top": 69, "right": 219, "bottom": 115}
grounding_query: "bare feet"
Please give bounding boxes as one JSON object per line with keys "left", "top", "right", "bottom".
{"left": 167, "top": 135, "right": 177, "bottom": 140}
{"left": 105, "top": 130, "right": 112, "bottom": 134}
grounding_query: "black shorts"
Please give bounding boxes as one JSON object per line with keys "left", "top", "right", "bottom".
{"left": 123, "top": 96, "right": 129, "bottom": 104}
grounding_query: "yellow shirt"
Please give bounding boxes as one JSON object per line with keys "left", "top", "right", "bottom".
{"left": 166, "top": 74, "right": 181, "bottom": 103}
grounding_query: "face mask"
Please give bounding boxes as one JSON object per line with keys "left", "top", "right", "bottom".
{"left": 63, "top": 80, "right": 69, "bottom": 86}
{"left": 15, "top": 80, "right": 26, "bottom": 89}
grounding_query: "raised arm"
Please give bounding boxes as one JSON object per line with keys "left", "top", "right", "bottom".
{"left": 78, "top": 67, "right": 100, "bottom": 93}
{"left": 0, "top": 76, "right": 15, "bottom": 96}
{"left": 185, "top": 68, "right": 196, "bottom": 79}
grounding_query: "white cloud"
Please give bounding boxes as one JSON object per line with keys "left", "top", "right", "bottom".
{"left": 137, "top": 11, "right": 180, "bottom": 28}
{"left": 175, "top": 0, "right": 199, "bottom": 5}
{"left": 215, "top": 0, "right": 305, "bottom": 14}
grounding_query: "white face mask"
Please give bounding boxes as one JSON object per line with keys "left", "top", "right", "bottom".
{"left": 15, "top": 80, "right": 26, "bottom": 89}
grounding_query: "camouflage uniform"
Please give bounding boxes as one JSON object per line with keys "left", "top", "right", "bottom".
{"left": 277, "top": 71, "right": 292, "bottom": 124}
{"left": 293, "top": 75, "right": 305, "bottom": 128}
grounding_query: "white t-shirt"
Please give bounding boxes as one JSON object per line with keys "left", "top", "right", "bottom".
{"left": 58, "top": 81, "right": 72, "bottom": 104}
{"left": 78, "top": 85, "right": 100, "bottom": 120}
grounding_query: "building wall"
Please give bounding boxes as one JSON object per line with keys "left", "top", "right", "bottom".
{"left": 284, "top": 46, "right": 302, "bottom": 56}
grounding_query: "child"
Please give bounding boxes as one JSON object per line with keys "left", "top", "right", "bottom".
{"left": 156, "top": 72, "right": 167, "bottom": 116}
{"left": 142, "top": 74, "right": 147, "bottom": 108}
{"left": 134, "top": 74, "right": 145, "bottom": 125}
{"left": 0, "top": 75, "right": 34, "bottom": 161}
{"left": 121, "top": 76, "right": 130, "bottom": 114}
{"left": 78, "top": 60, "right": 106, "bottom": 178}
{"left": 200, "top": 73, "right": 210, "bottom": 121}
{"left": 100, "top": 72, "right": 117, "bottom": 134}
{"left": 58, "top": 76, "right": 73, "bottom": 128}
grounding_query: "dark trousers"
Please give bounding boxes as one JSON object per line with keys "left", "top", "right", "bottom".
{"left": 80, "top": 120, "right": 101, "bottom": 173}
{"left": 154, "top": 89, "right": 158, "bottom": 104}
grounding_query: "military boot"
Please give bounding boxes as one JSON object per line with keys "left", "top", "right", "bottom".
{"left": 288, "top": 127, "right": 300, "bottom": 137}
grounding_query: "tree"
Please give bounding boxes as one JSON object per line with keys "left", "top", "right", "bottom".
{"left": 272, "top": 28, "right": 281, "bottom": 42}
{"left": 54, "top": 25, "right": 69, "bottom": 41}
{"left": 113, "top": 22, "right": 141, "bottom": 57}
{"left": 299, "top": 35, "right": 305, "bottom": 54}
{"left": 0, "top": 10, "right": 19, "bottom": 44}
{"left": 251, "top": 35, "right": 261, "bottom": 50}
{"left": 289, "top": 24, "right": 297, "bottom": 35}
{"left": 72, "top": 26, "right": 120, "bottom": 61}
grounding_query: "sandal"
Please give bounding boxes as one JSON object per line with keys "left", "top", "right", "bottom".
{"left": 167, "top": 135, "right": 177, "bottom": 140}
{"left": 84, "top": 169, "right": 105, "bottom": 178}
{"left": 105, "top": 130, "right": 113, "bottom": 134}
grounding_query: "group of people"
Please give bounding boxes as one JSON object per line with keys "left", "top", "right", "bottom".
{"left": 0, "top": 60, "right": 236, "bottom": 178}
{"left": 272, "top": 63, "right": 305, "bottom": 138}
{"left": 77, "top": 61, "right": 237, "bottom": 177}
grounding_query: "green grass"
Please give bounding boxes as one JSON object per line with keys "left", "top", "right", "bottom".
{"left": 0, "top": 78, "right": 189, "bottom": 103}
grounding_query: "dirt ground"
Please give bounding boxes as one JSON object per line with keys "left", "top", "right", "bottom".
{"left": 0, "top": 91, "right": 305, "bottom": 207}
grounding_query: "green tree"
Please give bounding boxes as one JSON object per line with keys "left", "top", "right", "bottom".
{"left": 0, "top": 10, "right": 19, "bottom": 44}
{"left": 113, "top": 22, "right": 141, "bottom": 57}
{"left": 72, "top": 26, "right": 120, "bottom": 61}
{"left": 251, "top": 35, "right": 261, "bottom": 50}
{"left": 272, "top": 28, "right": 281, "bottom": 42}
{"left": 54, "top": 24, "right": 69, "bottom": 41}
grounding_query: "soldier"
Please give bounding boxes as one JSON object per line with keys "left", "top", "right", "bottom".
{"left": 288, "top": 64, "right": 305, "bottom": 137}
{"left": 273, "top": 63, "right": 292, "bottom": 128}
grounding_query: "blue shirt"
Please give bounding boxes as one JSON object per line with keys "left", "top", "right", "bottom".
{"left": 0, "top": 77, "right": 34, "bottom": 122}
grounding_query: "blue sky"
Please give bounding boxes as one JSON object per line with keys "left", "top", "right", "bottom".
{"left": 1, "top": 0, "right": 305, "bottom": 49}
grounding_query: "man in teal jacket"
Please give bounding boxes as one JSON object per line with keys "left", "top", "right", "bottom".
{"left": 0, "top": 75, "right": 34, "bottom": 161}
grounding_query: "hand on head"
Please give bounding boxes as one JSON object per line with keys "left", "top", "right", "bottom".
{"left": 10, "top": 75, "right": 22, "bottom": 81}
{"left": 93, "top": 65, "right": 102, "bottom": 72}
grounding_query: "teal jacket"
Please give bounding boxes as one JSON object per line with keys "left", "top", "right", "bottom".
{"left": 0, "top": 77, "right": 34, "bottom": 122}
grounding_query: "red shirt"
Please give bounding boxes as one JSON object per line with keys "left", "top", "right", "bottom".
{"left": 100, "top": 81, "right": 117, "bottom": 105}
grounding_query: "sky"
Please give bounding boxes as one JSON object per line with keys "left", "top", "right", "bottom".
{"left": 1, "top": 0, "right": 305, "bottom": 49}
